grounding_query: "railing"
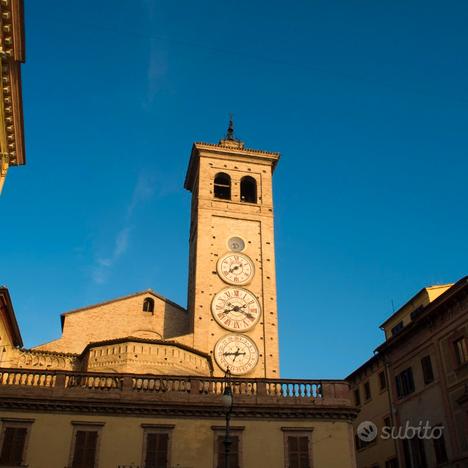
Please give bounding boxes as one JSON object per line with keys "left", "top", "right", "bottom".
{"left": 0, "top": 368, "right": 350, "bottom": 404}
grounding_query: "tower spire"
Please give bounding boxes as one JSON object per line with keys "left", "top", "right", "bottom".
{"left": 226, "top": 114, "right": 235, "bottom": 141}
{"left": 220, "top": 114, "right": 244, "bottom": 149}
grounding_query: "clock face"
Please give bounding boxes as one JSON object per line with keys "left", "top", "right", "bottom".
{"left": 217, "top": 253, "right": 254, "bottom": 285}
{"left": 214, "top": 334, "right": 259, "bottom": 375}
{"left": 211, "top": 287, "right": 261, "bottom": 331}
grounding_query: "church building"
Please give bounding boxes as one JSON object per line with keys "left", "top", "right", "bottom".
{"left": 0, "top": 125, "right": 358, "bottom": 467}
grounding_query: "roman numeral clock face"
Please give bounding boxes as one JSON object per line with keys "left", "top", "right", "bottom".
{"left": 211, "top": 287, "right": 261, "bottom": 332}
{"left": 214, "top": 334, "right": 259, "bottom": 375}
{"left": 217, "top": 253, "right": 254, "bottom": 285}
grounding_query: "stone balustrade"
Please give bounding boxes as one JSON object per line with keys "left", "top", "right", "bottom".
{"left": 0, "top": 367, "right": 352, "bottom": 408}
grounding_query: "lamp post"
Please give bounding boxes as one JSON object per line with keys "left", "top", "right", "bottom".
{"left": 221, "top": 369, "right": 234, "bottom": 468}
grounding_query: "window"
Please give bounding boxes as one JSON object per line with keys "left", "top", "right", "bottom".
{"left": 391, "top": 321, "right": 404, "bottom": 337}
{"left": 141, "top": 424, "right": 173, "bottom": 468}
{"left": 379, "top": 371, "right": 387, "bottom": 390}
{"left": 212, "top": 425, "right": 243, "bottom": 468}
{"left": 432, "top": 426, "right": 448, "bottom": 464}
{"left": 0, "top": 418, "right": 33, "bottom": 467}
{"left": 454, "top": 337, "right": 468, "bottom": 366}
{"left": 216, "top": 435, "right": 239, "bottom": 468}
{"left": 69, "top": 422, "right": 103, "bottom": 468}
{"left": 145, "top": 433, "right": 169, "bottom": 468}
{"left": 286, "top": 436, "right": 310, "bottom": 468}
{"left": 71, "top": 431, "right": 98, "bottom": 468}
{"left": 403, "top": 437, "right": 427, "bottom": 468}
{"left": 421, "top": 355, "right": 434, "bottom": 385}
{"left": 240, "top": 176, "right": 257, "bottom": 203}
{"left": 385, "top": 458, "right": 398, "bottom": 468}
{"left": 395, "top": 367, "right": 415, "bottom": 399}
{"left": 143, "top": 297, "right": 155, "bottom": 313}
{"left": 214, "top": 173, "right": 231, "bottom": 200}
{"left": 364, "top": 381, "right": 372, "bottom": 401}
{"left": 354, "top": 388, "right": 361, "bottom": 406}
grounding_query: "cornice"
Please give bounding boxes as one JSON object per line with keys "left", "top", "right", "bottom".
{"left": 0, "top": 0, "right": 25, "bottom": 167}
{"left": 0, "top": 397, "right": 358, "bottom": 421}
{"left": 194, "top": 142, "right": 280, "bottom": 158}
{"left": 184, "top": 141, "right": 280, "bottom": 191}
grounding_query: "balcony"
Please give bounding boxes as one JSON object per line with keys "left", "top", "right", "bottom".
{"left": 0, "top": 368, "right": 356, "bottom": 419}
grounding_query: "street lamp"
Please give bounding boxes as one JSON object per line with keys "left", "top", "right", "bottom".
{"left": 221, "top": 369, "right": 234, "bottom": 468}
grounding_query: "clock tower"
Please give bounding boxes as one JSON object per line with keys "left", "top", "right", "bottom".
{"left": 184, "top": 121, "right": 280, "bottom": 378}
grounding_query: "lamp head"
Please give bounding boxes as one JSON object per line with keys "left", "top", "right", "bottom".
{"left": 222, "top": 385, "right": 233, "bottom": 409}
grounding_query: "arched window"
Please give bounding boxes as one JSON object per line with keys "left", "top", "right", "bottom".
{"left": 143, "top": 297, "right": 154, "bottom": 313}
{"left": 240, "top": 176, "right": 257, "bottom": 203}
{"left": 214, "top": 172, "right": 231, "bottom": 200}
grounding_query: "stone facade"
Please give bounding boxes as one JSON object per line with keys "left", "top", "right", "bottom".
{"left": 348, "top": 277, "right": 468, "bottom": 468}
{"left": 34, "top": 290, "right": 191, "bottom": 355}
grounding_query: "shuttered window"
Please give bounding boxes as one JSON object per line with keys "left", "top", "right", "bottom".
{"left": 217, "top": 435, "right": 239, "bottom": 468}
{"left": 287, "top": 436, "right": 310, "bottom": 468}
{"left": 395, "top": 367, "right": 415, "bottom": 398}
{"left": 145, "top": 432, "right": 169, "bottom": 468}
{"left": 421, "top": 355, "right": 434, "bottom": 385}
{"left": 0, "top": 427, "right": 27, "bottom": 465}
{"left": 72, "top": 430, "right": 98, "bottom": 468}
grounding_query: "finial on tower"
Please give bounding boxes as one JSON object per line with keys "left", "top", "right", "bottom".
{"left": 219, "top": 114, "right": 244, "bottom": 149}
{"left": 226, "top": 114, "right": 235, "bottom": 141}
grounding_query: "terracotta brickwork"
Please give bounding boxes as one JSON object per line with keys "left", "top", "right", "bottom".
{"left": 34, "top": 291, "right": 190, "bottom": 355}
{"left": 85, "top": 340, "right": 211, "bottom": 375}
{"left": 186, "top": 140, "right": 280, "bottom": 378}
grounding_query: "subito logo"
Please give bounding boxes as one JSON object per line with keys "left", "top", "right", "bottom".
{"left": 357, "top": 421, "right": 378, "bottom": 442}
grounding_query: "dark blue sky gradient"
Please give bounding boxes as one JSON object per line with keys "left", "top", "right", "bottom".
{"left": 1, "top": 0, "right": 467, "bottom": 378}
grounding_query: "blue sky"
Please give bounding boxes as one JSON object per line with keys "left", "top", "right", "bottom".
{"left": 1, "top": 0, "right": 467, "bottom": 379}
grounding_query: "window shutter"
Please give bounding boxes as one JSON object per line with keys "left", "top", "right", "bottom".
{"left": 145, "top": 432, "right": 169, "bottom": 468}
{"left": 287, "top": 435, "right": 310, "bottom": 468}
{"left": 0, "top": 427, "right": 27, "bottom": 465}
{"left": 217, "top": 435, "right": 239, "bottom": 468}
{"left": 72, "top": 430, "right": 97, "bottom": 468}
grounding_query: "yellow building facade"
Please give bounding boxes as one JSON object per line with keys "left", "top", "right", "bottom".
{"left": 0, "top": 128, "right": 358, "bottom": 467}
{"left": 347, "top": 279, "right": 468, "bottom": 468}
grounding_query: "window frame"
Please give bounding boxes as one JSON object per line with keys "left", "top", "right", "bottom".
{"left": 395, "top": 367, "right": 415, "bottom": 399}
{"left": 453, "top": 336, "right": 468, "bottom": 367}
{"left": 143, "top": 297, "right": 155, "bottom": 314}
{"left": 364, "top": 381, "right": 372, "bottom": 401}
{"left": 354, "top": 388, "right": 361, "bottom": 406}
{"left": 431, "top": 425, "right": 448, "bottom": 465}
{"left": 0, "top": 418, "right": 34, "bottom": 467}
{"left": 68, "top": 421, "right": 104, "bottom": 468}
{"left": 211, "top": 425, "right": 244, "bottom": 468}
{"left": 420, "top": 355, "right": 434, "bottom": 385}
{"left": 140, "top": 424, "right": 174, "bottom": 468}
{"left": 391, "top": 321, "right": 404, "bottom": 337}
{"left": 282, "top": 427, "right": 314, "bottom": 468}
{"left": 240, "top": 176, "right": 258, "bottom": 204}
{"left": 213, "top": 172, "right": 232, "bottom": 201}
{"left": 378, "top": 371, "right": 387, "bottom": 391}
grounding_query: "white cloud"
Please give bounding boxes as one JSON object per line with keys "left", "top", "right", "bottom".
{"left": 89, "top": 171, "right": 157, "bottom": 285}
{"left": 127, "top": 172, "right": 156, "bottom": 217}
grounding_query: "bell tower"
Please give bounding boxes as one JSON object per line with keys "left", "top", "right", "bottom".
{"left": 184, "top": 120, "right": 280, "bottom": 378}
